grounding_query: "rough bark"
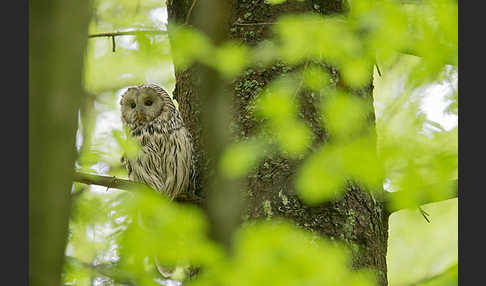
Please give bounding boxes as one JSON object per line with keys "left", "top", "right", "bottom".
{"left": 29, "top": 1, "right": 92, "bottom": 285}
{"left": 167, "top": 0, "right": 389, "bottom": 285}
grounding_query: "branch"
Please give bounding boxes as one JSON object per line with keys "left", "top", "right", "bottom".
{"left": 87, "top": 30, "right": 167, "bottom": 38}
{"left": 73, "top": 171, "right": 145, "bottom": 191}
{"left": 86, "top": 26, "right": 456, "bottom": 66}
{"left": 384, "top": 179, "right": 458, "bottom": 214}
{"left": 72, "top": 171, "right": 203, "bottom": 204}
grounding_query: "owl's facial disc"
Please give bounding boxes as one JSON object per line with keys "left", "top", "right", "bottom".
{"left": 121, "top": 86, "right": 165, "bottom": 128}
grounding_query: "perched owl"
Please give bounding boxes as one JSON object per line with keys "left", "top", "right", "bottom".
{"left": 120, "top": 84, "right": 194, "bottom": 199}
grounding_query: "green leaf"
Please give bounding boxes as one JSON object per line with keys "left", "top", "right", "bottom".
{"left": 214, "top": 41, "right": 250, "bottom": 77}
{"left": 322, "top": 91, "right": 371, "bottom": 141}
{"left": 220, "top": 220, "right": 375, "bottom": 286}
{"left": 265, "top": 0, "right": 286, "bottom": 4}
{"left": 219, "top": 140, "right": 266, "bottom": 179}
{"left": 168, "top": 24, "right": 213, "bottom": 69}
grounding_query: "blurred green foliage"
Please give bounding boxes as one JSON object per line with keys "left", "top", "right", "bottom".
{"left": 190, "top": 220, "right": 377, "bottom": 286}
{"left": 418, "top": 264, "right": 457, "bottom": 286}
{"left": 253, "top": 76, "right": 313, "bottom": 157}
{"left": 114, "top": 190, "right": 225, "bottom": 284}
{"left": 68, "top": 0, "right": 457, "bottom": 285}
{"left": 219, "top": 139, "right": 266, "bottom": 179}
{"left": 388, "top": 199, "right": 457, "bottom": 286}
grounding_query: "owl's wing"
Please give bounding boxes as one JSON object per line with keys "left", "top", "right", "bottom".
{"left": 121, "top": 154, "right": 133, "bottom": 178}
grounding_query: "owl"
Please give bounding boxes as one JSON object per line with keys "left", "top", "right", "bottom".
{"left": 120, "top": 84, "right": 194, "bottom": 199}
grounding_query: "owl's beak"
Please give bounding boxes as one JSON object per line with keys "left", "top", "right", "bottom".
{"left": 136, "top": 111, "right": 144, "bottom": 122}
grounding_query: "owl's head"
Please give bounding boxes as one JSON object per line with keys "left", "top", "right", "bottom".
{"left": 120, "top": 84, "right": 177, "bottom": 129}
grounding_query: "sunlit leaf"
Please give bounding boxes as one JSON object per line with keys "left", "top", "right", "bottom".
{"left": 341, "top": 57, "right": 373, "bottom": 88}
{"left": 275, "top": 119, "right": 312, "bottom": 158}
{"left": 220, "top": 140, "right": 266, "bottom": 179}
{"left": 302, "top": 65, "right": 331, "bottom": 92}
{"left": 254, "top": 77, "right": 298, "bottom": 122}
{"left": 214, "top": 41, "right": 250, "bottom": 77}
{"left": 322, "top": 91, "right": 371, "bottom": 140}
{"left": 112, "top": 128, "right": 140, "bottom": 160}
{"left": 295, "top": 145, "right": 346, "bottom": 204}
{"left": 265, "top": 0, "right": 286, "bottom": 4}
{"left": 168, "top": 24, "right": 213, "bottom": 69}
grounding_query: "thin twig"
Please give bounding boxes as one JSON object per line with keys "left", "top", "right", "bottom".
{"left": 375, "top": 63, "right": 382, "bottom": 77}
{"left": 88, "top": 30, "right": 167, "bottom": 38}
{"left": 185, "top": 0, "right": 198, "bottom": 24}
{"left": 418, "top": 206, "right": 431, "bottom": 223}
{"left": 233, "top": 22, "right": 276, "bottom": 26}
{"left": 111, "top": 35, "right": 116, "bottom": 52}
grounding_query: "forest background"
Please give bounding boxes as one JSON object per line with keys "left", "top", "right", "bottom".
{"left": 29, "top": 0, "right": 458, "bottom": 286}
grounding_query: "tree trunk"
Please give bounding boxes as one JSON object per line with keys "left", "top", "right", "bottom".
{"left": 29, "top": 1, "right": 92, "bottom": 285}
{"left": 167, "top": 1, "right": 389, "bottom": 285}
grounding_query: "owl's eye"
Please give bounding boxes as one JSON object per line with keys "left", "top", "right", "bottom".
{"left": 145, "top": 100, "right": 153, "bottom": 106}
{"left": 130, "top": 103, "right": 136, "bottom": 109}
